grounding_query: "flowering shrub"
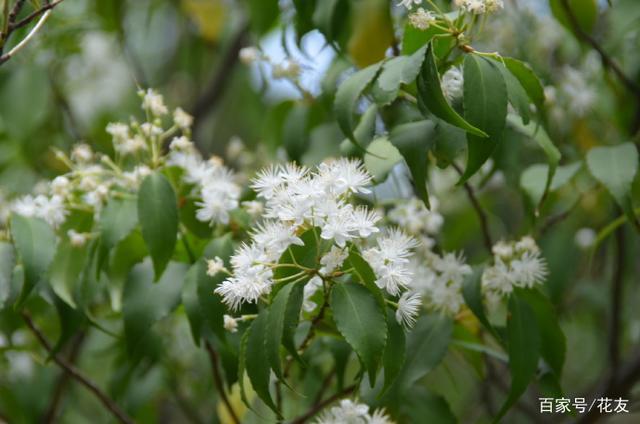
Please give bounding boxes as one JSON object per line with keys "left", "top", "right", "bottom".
{"left": 0, "top": 0, "right": 639, "bottom": 423}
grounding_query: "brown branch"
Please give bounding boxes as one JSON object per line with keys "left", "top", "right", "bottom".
{"left": 41, "top": 332, "right": 86, "bottom": 423}
{"left": 559, "top": 0, "right": 640, "bottom": 99}
{"left": 289, "top": 385, "right": 356, "bottom": 424}
{"left": 21, "top": 313, "right": 134, "bottom": 424}
{"left": 191, "top": 22, "right": 249, "bottom": 142}
{"left": 452, "top": 163, "right": 493, "bottom": 253}
{"left": 8, "top": 0, "right": 65, "bottom": 32}
{"left": 205, "top": 341, "right": 240, "bottom": 424}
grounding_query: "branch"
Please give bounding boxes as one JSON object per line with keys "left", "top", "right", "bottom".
{"left": 289, "top": 385, "right": 356, "bottom": 424}
{"left": 21, "top": 313, "right": 134, "bottom": 424}
{"left": 191, "top": 22, "right": 249, "bottom": 140}
{"left": 0, "top": 9, "right": 52, "bottom": 65}
{"left": 452, "top": 163, "right": 493, "bottom": 253}
{"left": 9, "top": 0, "right": 65, "bottom": 32}
{"left": 41, "top": 332, "right": 86, "bottom": 423}
{"left": 559, "top": 0, "right": 640, "bottom": 99}
{"left": 205, "top": 341, "right": 240, "bottom": 424}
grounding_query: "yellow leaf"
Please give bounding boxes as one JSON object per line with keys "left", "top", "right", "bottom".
{"left": 182, "top": 0, "right": 227, "bottom": 43}
{"left": 348, "top": 0, "right": 395, "bottom": 68}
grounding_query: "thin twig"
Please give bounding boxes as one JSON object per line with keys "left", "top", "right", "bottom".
{"left": 0, "top": 9, "right": 52, "bottom": 65}
{"left": 452, "top": 163, "right": 493, "bottom": 253}
{"left": 21, "top": 313, "right": 134, "bottom": 424}
{"left": 313, "top": 368, "right": 336, "bottom": 405}
{"left": 8, "top": 0, "right": 65, "bottom": 32}
{"left": 289, "top": 385, "right": 356, "bottom": 424}
{"left": 41, "top": 332, "right": 86, "bottom": 423}
{"left": 205, "top": 341, "right": 241, "bottom": 424}
{"left": 559, "top": 0, "right": 640, "bottom": 98}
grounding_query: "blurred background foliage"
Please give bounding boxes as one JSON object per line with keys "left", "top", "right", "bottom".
{"left": 0, "top": 0, "right": 640, "bottom": 423}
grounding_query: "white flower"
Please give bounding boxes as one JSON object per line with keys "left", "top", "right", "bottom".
{"left": 363, "top": 229, "right": 418, "bottom": 296}
{"left": 241, "top": 200, "right": 264, "bottom": 218}
{"left": 141, "top": 88, "right": 168, "bottom": 116}
{"left": 68, "top": 229, "right": 89, "bottom": 247}
{"left": 28, "top": 195, "right": 68, "bottom": 227}
{"left": 316, "top": 399, "right": 370, "bottom": 424}
{"left": 251, "top": 165, "right": 285, "bottom": 200}
{"left": 215, "top": 265, "right": 273, "bottom": 311}
{"left": 484, "top": 0, "right": 504, "bottom": 13}
{"left": 223, "top": 315, "right": 238, "bottom": 333}
{"left": 12, "top": 195, "right": 38, "bottom": 218}
{"left": 396, "top": 291, "right": 422, "bottom": 328}
{"left": 239, "top": 47, "right": 261, "bottom": 65}
{"left": 442, "top": 67, "right": 464, "bottom": 102}
{"left": 575, "top": 227, "right": 596, "bottom": 249}
{"left": 116, "top": 135, "right": 147, "bottom": 154}
{"left": 226, "top": 136, "right": 245, "bottom": 160}
{"left": 510, "top": 251, "right": 548, "bottom": 288}
{"left": 170, "top": 136, "right": 193, "bottom": 151}
{"left": 303, "top": 276, "right": 323, "bottom": 313}
{"left": 482, "top": 236, "right": 548, "bottom": 299}
{"left": 71, "top": 144, "right": 93, "bottom": 163}
{"left": 140, "top": 122, "right": 163, "bottom": 137}
{"left": 320, "top": 246, "right": 349, "bottom": 275}
{"left": 350, "top": 206, "right": 381, "bottom": 238}
{"left": 397, "top": 0, "right": 421, "bottom": 9}
{"left": 252, "top": 220, "right": 304, "bottom": 258}
{"left": 409, "top": 8, "right": 436, "bottom": 30}
{"left": 317, "top": 158, "right": 372, "bottom": 195}
{"left": 51, "top": 176, "right": 71, "bottom": 197}
{"left": 388, "top": 196, "right": 443, "bottom": 235}
{"left": 367, "top": 409, "right": 394, "bottom": 424}
{"left": 173, "top": 107, "right": 193, "bottom": 129}
{"left": 207, "top": 257, "right": 226, "bottom": 277}
{"left": 195, "top": 162, "right": 241, "bottom": 225}
{"left": 106, "top": 122, "right": 129, "bottom": 144}
{"left": 462, "top": 0, "right": 486, "bottom": 14}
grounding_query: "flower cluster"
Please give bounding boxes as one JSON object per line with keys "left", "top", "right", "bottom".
{"left": 315, "top": 399, "right": 394, "bottom": 424}
{"left": 214, "top": 159, "right": 420, "bottom": 321}
{"left": 9, "top": 90, "right": 196, "bottom": 230}
{"left": 456, "top": 0, "right": 504, "bottom": 15}
{"left": 411, "top": 249, "right": 472, "bottom": 316}
{"left": 482, "top": 236, "right": 548, "bottom": 303}
{"left": 409, "top": 8, "right": 437, "bottom": 30}
{"left": 387, "top": 196, "right": 443, "bottom": 245}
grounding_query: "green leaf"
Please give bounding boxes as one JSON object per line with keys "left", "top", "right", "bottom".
{"left": 495, "top": 291, "right": 541, "bottom": 421}
{"left": 138, "top": 172, "right": 178, "bottom": 280}
{"left": 496, "top": 61, "right": 531, "bottom": 125}
{"left": 247, "top": 0, "right": 279, "bottom": 34}
{"left": 283, "top": 103, "right": 310, "bottom": 162}
{"left": 100, "top": 197, "right": 138, "bottom": 249}
{"left": 517, "top": 288, "right": 566, "bottom": 377}
{"left": 520, "top": 162, "right": 582, "bottom": 206}
{"left": 416, "top": 44, "right": 487, "bottom": 138}
{"left": 265, "top": 281, "right": 305, "bottom": 380}
{"left": 462, "top": 267, "right": 499, "bottom": 340}
{"left": 401, "top": 23, "right": 448, "bottom": 55}
{"left": 508, "top": 115, "right": 562, "bottom": 210}
{"left": 459, "top": 54, "right": 507, "bottom": 184}
{"left": 10, "top": 215, "right": 56, "bottom": 308}
{"left": 245, "top": 309, "right": 280, "bottom": 415}
{"left": 106, "top": 230, "right": 147, "bottom": 312}
{"left": 48, "top": 238, "right": 89, "bottom": 308}
{"left": 502, "top": 57, "right": 546, "bottom": 116}
{"left": 313, "top": 0, "right": 350, "bottom": 47}
{"left": 432, "top": 120, "right": 466, "bottom": 168}
{"left": 364, "top": 137, "right": 403, "bottom": 182}
{"left": 266, "top": 280, "right": 306, "bottom": 378}
{"left": 371, "top": 46, "right": 427, "bottom": 106}
{"left": 341, "top": 104, "right": 379, "bottom": 157}
{"left": 381, "top": 310, "right": 406, "bottom": 395}
{"left": 331, "top": 282, "right": 387, "bottom": 385}
{"left": 550, "top": 0, "right": 598, "bottom": 35}
{"left": 0, "top": 242, "right": 15, "bottom": 309}
{"left": 586, "top": 143, "right": 639, "bottom": 227}
{"left": 335, "top": 62, "right": 383, "bottom": 148}
{"left": 400, "top": 314, "right": 452, "bottom": 389}
{"left": 389, "top": 120, "right": 436, "bottom": 208}
{"left": 400, "top": 387, "right": 456, "bottom": 424}
{"left": 200, "top": 235, "right": 235, "bottom": 338}
{"left": 122, "top": 260, "right": 187, "bottom": 356}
